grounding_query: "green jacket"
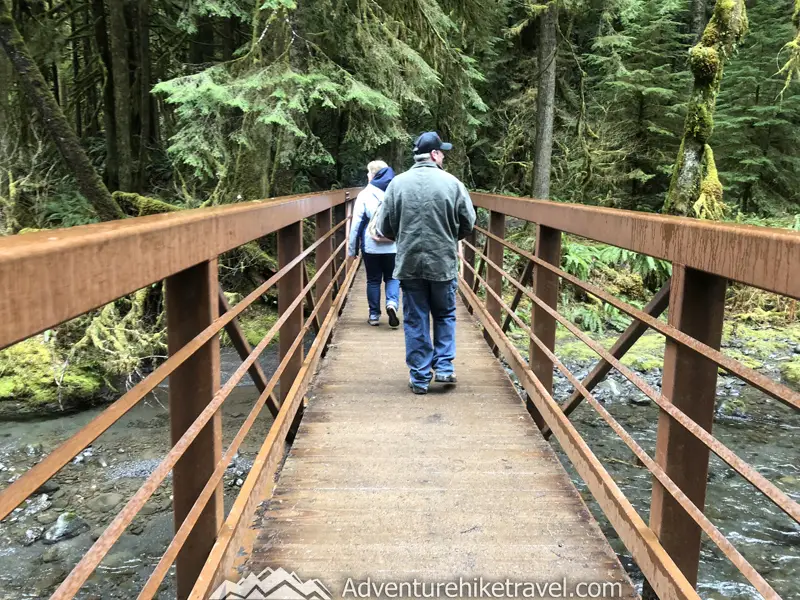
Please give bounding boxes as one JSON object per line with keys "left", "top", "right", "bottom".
{"left": 379, "top": 160, "right": 476, "bottom": 281}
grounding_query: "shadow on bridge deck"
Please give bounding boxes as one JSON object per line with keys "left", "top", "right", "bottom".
{"left": 241, "top": 270, "right": 636, "bottom": 599}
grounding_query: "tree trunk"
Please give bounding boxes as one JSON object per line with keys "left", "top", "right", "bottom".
{"left": 662, "top": 0, "right": 747, "bottom": 217}
{"left": 107, "top": 0, "right": 133, "bottom": 191}
{"left": 0, "top": 0, "right": 124, "bottom": 221}
{"left": 691, "top": 0, "right": 707, "bottom": 41}
{"left": 93, "top": 0, "right": 118, "bottom": 188}
{"left": 71, "top": 11, "right": 82, "bottom": 138}
{"left": 83, "top": 6, "right": 98, "bottom": 135}
{"left": 137, "top": 0, "right": 150, "bottom": 189}
{"left": 532, "top": 0, "right": 557, "bottom": 200}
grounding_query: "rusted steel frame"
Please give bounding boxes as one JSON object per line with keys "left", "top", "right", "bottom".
{"left": 472, "top": 236, "right": 489, "bottom": 293}
{"left": 166, "top": 260, "right": 223, "bottom": 599}
{"left": 649, "top": 267, "right": 727, "bottom": 588}
{"left": 50, "top": 240, "right": 348, "bottom": 600}
{"left": 458, "top": 280, "right": 700, "bottom": 600}
{"left": 315, "top": 208, "right": 333, "bottom": 321}
{"left": 462, "top": 239, "right": 800, "bottom": 525}
{"left": 471, "top": 192, "right": 800, "bottom": 300}
{"left": 529, "top": 225, "right": 561, "bottom": 429}
{"left": 0, "top": 223, "right": 346, "bottom": 523}
{"left": 136, "top": 257, "right": 349, "bottom": 600}
{"left": 473, "top": 227, "right": 800, "bottom": 413}
{"left": 219, "top": 290, "right": 280, "bottom": 417}
{"left": 484, "top": 212, "right": 505, "bottom": 348}
{"left": 500, "top": 259, "right": 534, "bottom": 335}
{"left": 463, "top": 260, "right": 781, "bottom": 600}
{"left": 302, "top": 263, "right": 321, "bottom": 335}
{"left": 0, "top": 190, "right": 357, "bottom": 350}
{"left": 541, "top": 279, "right": 672, "bottom": 440}
{"left": 189, "top": 258, "right": 362, "bottom": 600}
{"left": 461, "top": 230, "right": 477, "bottom": 291}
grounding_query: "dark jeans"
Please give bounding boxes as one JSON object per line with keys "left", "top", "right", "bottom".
{"left": 363, "top": 253, "right": 400, "bottom": 318}
{"left": 400, "top": 278, "right": 458, "bottom": 387}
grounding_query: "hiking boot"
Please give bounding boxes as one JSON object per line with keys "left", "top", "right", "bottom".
{"left": 408, "top": 381, "right": 428, "bottom": 395}
{"left": 368, "top": 315, "right": 380, "bottom": 326}
{"left": 386, "top": 304, "right": 400, "bottom": 329}
{"left": 435, "top": 373, "right": 457, "bottom": 384}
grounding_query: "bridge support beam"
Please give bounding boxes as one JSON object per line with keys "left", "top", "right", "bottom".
{"left": 462, "top": 229, "right": 476, "bottom": 299}
{"left": 648, "top": 265, "right": 727, "bottom": 591}
{"left": 316, "top": 208, "right": 333, "bottom": 321}
{"left": 484, "top": 211, "right": 505, "bottom": 348}
{"left": 279, "top": 221, "right": 305, "bottom": 438}
{"left": 529, "top": 225, "right": 561, "bottom": 429}
{"left": 333, "top": 202, "right": 347, "bottom": 289}
{"left": 166, "top": 259, "right": 223, "bottom": 600}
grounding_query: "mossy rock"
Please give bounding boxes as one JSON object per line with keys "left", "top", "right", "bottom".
{"left": 0, "top": 337, "right": 106, "bottom": 420}
{"left": 220, "top": 305, "right": 279, "bottom": 347}
{"left": 780, "top": 359, "right": 800, "bottom": 391}
{"left": 620, "top": 333, "right": 665, "bottom": 373}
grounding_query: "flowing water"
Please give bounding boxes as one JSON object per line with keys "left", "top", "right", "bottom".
{"left": 0, "top": 346, "right": 798, "bottom": 599}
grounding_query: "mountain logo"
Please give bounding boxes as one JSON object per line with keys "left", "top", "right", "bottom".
{"left": 209, "top": 567, "right": 332, "bottom": 599}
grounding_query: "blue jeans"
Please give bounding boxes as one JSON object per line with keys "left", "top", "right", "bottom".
{"left": 401, "top": 279, "right": 458, "bottom": 387}
{"left": 363, "top": 253, "right": 400, "bottom": 318}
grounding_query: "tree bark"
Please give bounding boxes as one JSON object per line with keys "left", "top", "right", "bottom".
{"left": 137, "top": 0, "right": 150, "bottom": 189}
{"left": 70, "top": 11, "right": 82, "bottom": 138}
{"left": 691, "top": 0, "right": 707, "bottom": 41}
{"left": 532, "top": 1, "right": 557, "bottom": 200}
{"left": 0, "top": 0, "right": 124, "bottom": 221}
{"left": 107, "top": 0, "right": 133, "bottom": 191}
{"left": 662, "top": 0, "right": 747, "bottom": 217}
{"left": 93, "top": 0, "right": 118, "bottom": 188}
{"left": 83, "top": 6, "right": 98, "bottom": 135}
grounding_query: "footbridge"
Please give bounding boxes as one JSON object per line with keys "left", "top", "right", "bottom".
{"left": 0, "top": 189, "right": 797, "bottom": 600}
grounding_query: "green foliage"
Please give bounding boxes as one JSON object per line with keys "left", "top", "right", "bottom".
{"left": 714, "top": 0, "right": 800, "bottom": 215}
{"left": 0, "top": 336, "right": 103, "bottom": 414}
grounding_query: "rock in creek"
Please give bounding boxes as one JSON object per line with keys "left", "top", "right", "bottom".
{"left": 43, "top": 512, "right": 89, "bottom": 544}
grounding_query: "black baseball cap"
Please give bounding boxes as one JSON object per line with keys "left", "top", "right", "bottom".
{"left": 413, "top": 132, "right": 453, "bottom": 154}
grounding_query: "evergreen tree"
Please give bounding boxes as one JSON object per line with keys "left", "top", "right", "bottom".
{"left": 714, "top": 0, "right": 800, "bottom": 214}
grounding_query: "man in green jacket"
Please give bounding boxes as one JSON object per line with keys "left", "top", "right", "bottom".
{"left": 379, "top": 132, "right": 476, "bottom": 394}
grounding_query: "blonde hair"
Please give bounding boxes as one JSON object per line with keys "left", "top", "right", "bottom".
{"left": 367, "top": 160, "right": 389, "bottom": 179}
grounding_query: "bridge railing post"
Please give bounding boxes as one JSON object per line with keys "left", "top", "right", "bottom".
{"left": 462, "top": 229, "right": 476, "bottom": 296}
{"left": 315, "top": 207, "right": 333, "bottom": 321}
{"left": 279, "top": 220, "right": 305, "bottom": 437}
{"left": 484, "top": 211, "right": 506, "bottom": 346}
{"left": 529, "top": 224, "right": 561, "bottom": 429}
{"left": 333, "top": 197, "right": 348, "bottom": 288}
{"left": 166, "top": 259, "right": 223, "bottom": 600}
{"left": 646, "top": 265, "right": 727, "bottom": 593}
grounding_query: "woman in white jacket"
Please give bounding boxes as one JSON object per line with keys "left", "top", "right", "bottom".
{"left": 347, "top": 160, "right": 399, "bottom": 328}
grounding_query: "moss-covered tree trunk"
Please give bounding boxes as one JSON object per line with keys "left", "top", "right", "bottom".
{"left": 107, "top": 0, "right": 134, "bottom": 192}
{"left": 0, "top": 0, "right": 124, "bottom": 221}
{"left": 662, "top": 0, "right": 747, "bottom": 218}
{"left": 779, "top": 0, "right": 800, "bottom": 91}
{"left": 532, "top": 0, "right": 558, "bottom": 200}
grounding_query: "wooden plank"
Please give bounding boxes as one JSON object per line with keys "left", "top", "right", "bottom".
{"left": 237, "top": 273, "right": 637, "bottom": 600}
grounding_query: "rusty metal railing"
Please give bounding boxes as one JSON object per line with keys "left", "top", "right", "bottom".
{"left": 460, "top": 193, "right": 800, "bottom": 600}
{"left": 0, "top": 189, "right": 360, "bottom": 599}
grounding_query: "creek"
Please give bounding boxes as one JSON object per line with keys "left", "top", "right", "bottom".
{"left": 0, "top": 342, "right": 798, "bottom": 599}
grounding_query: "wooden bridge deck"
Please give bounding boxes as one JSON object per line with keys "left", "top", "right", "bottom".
{"left": 242, "top": 270, "right": 636, "bottom": 598}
